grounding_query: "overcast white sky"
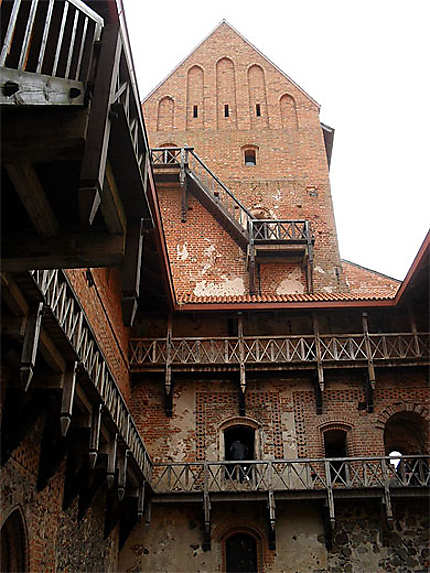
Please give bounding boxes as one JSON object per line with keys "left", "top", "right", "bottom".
{"left": 123, "top": 0, "right": 429, "bottom": 280}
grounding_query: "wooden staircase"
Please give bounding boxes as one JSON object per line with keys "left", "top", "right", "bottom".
{"left": 151, "top": 147, "right": 315, "bottom": 294}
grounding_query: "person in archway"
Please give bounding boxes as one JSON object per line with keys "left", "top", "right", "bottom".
{"left": 229, "top": 439, "right": 249, "bottom": 482}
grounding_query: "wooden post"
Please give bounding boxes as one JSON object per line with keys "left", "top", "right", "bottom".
{"left": 105, "top": 432, "right": 118, "bottom": 489}
{"left": 362, "top": 312, "right": 376, "bottom": 389}
{"left": 324, "top": 459, "right": 336, "bottom": 530}
{"left": 267, "top": 490, "right": 276, "bottom": 550}
{"left": 248, "top": 222, "right": 256, "bottom": 295}
{"left": 381, "top": 458, "right": 394, "bottom": 527}
{"left": 79, "top": 21, "right": 122, "bottom": 225}
{"left": 238, "top": 313, "right": 246, "bottom": 416}
{"left": 203, "top": 462, "right": 211, "bottom": 551}
{"left": 88, "top": 403, "right": 103, "bottom": 469}
{"left": 408, "top": 305, "right": 421, "bottom": 357}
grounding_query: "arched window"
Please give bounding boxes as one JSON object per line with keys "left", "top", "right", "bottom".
{"left": 224, "top": 425, "right": 255, "bottom": 461}
{"left": 322, "top": 426, "right": 349, "bottom": 483}
{"left": 1, "top": 508, "right": 28, "bottom": 572}
{"left": 225, "top": 532, "right": 259, "bottom": 573}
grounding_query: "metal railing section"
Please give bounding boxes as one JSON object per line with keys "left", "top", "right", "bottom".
{"left": 30, "top": 269, "right": 152, "bottom": 481}
{"left": 129, "top": 332, "right": 430, "bottom": 368}
{"left": 0, "top": 0, "right": 103, "bottom": 81}
{"left": 151, "top": 455, "right": 430, "bottom": 494}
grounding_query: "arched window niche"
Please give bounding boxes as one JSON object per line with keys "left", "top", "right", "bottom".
{"left": 1, "top": 506, "right": 29, "bottom": 572}
{"left": 222, "top": 528, "right": 262, "bottom": 573}
{"left": 242, "top": 145, "right": 259, "bottom": 167}
{"left": 218, "top": 417, "right": 261, "bottom": 461}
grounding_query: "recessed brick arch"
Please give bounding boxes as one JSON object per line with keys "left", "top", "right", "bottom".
{"left": 218, "top": 416, "right": 261, "bottom": 460}
{"left": 375, "top": 402, "right": 430, "bottom": 430}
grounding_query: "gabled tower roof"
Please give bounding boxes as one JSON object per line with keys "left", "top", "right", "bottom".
{"left": 143, "top": 19, "right": 320, "bottom": 108}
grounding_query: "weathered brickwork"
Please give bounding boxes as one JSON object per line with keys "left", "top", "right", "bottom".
{"left": 1, "top": 412, "right": 118, "bottom": 572}
{"left": 143, "top": 22, "right": 347, "bottom": 298}
{"left": 342, "top": 260, "right": 400, "bottom": 297}
{"left": 66, "top": 267, "right": 131, "bottom": 400}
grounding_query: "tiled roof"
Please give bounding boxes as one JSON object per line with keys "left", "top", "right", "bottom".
{"left": 177, "top": 291, "right": 396, "bottom": 305}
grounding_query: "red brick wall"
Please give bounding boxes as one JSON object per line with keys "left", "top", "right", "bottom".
{"left": 342, "top": 260, "right": 400, "bottom": 297}
{"left": 143, "top": 22, "right": 346, "bottom": 299}
{"left": 65, "top": 268, "right": 131, "bottom": 401}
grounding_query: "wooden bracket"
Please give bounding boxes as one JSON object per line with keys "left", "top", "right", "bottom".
{"left": 324, "top": 459, "right": 336, "bottom": 532}
{"left": 117, "top": 448, "right": 130, "bottom": 502}
{"left": 314, "top": 372, "right": 323, "bottom": 415}
{"left": 88, "top": 403, "right": 103, "bottom": 469}
{"left": 60, "top": 362, "right": 78, "bottom": 437}
{"left": 381, "top": 459, "right": 394, "bottom": 528}
{"left": 267, "top": 490, "right": 276, "bottom": 550}
{"left": 137, "top": 480, "right": 146, "bottom": 521}
{"left": 104, "top": 432, "right": 118, "bottom": 489}
{"left": 78, "top": 466, "right": 105, "bottom": 521}
{"left": 364, "top": 373, "right": 374, "bottom": 413}
{"left": 202, "top": 490, "right": 211, "bottom": 551}
{"left": 37, "top": 395, "right": 68, "bottom": 491}
{"left": 20, "top": 302, "right": 44, "bottom": 391}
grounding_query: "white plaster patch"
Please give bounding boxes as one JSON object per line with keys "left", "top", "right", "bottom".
{"left": 314, "top": 265, "right": 326, "bottom": 274}
{"left": 272, "top": 187, "right": 282, "bottom": 203}
{"left": 193, "top": 276, "right": 245, "bottom": 297}
{"left": 323, "top": 286, "right": 334, "bottom": 293}
{"left": 176, "top": 242, "right": 189, "bottom": 261}
{"left": 276, "top": 268, "right": 305, "bottom": 295}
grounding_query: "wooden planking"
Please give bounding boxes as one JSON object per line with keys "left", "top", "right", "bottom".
{"left": 5, "top": 162, "right": 59, "bottom": 237}
{"left": 3, "top": 231, "right": 125, "bottom": 271}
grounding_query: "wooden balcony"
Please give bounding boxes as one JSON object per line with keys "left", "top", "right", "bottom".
{"left": 1, "top": 1, "right": 153, "bottom": 323}
{"left": 129, "top": 332, "right": 430, "bottom": 372}
{"left": 151, "top": 455, "right": 430, "bottom": 549}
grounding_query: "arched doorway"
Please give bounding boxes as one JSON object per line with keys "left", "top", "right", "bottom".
{"left": 1, "top": 508, "right": 28, "bottom": 572}
{"left": 225, "top": 532, "right": 258, "bottom": 573}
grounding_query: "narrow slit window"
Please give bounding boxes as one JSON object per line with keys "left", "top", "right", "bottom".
{"left": 193, "top": 105, "right": 198, "bottom": 118}
{"left": 224, "top": 104, "right": 229, "bottom": 118}
{"left": 244, "top": 149, "right": 256, "bottom": 166}
{"left": 256, "top": 103, "right": 261, "bottom": 117}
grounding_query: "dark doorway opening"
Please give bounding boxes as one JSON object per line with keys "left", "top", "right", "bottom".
{"left": 324, "top": 429, "right": 348, "bottom": 483}
{"left": 225, "top": 532, "right": 258, "bottom": 573}
{"left": 224, "top": 425, "right": 255, "bottom": 461}
{"left": 1, "top": 509, "right": 28, "bottom": 572}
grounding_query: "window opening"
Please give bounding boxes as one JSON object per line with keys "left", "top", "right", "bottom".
{"left": 244, "top": 149, "right": 256, "bottom": 166}
{"left": 224, "top": 104, "right": 229, "bottom": 117}
{"left": 225, "top": 533, "right": 258, "bottom": 573}
{"left": 193, "top": 105, "right": 198, "bottom": 118}
{"left": 224, "top": 425, "right": 255, "bottom": 482}
{"left": 256, "top": 103, "right": 261, "bottom": 117}
{"left": 324, "top": 429, "right": 348, "bottom": 483}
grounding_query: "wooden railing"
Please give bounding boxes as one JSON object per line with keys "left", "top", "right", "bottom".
{"left": 30, "top": 269, "right": 152, "bottom": 481}
{"left": 1, "top": 0, "right": 103, "bottom": 82}
{"left": 251, "top": 219, "right": 311, "bottom": 243}
{"left": 151, "top": 455, "right": 430, "bottom": 494}
{"left": 151, "top": 147, "right": 253, "bottom": 233}
{"left": 129, "top": 332, "right": 430, "bottom": 369}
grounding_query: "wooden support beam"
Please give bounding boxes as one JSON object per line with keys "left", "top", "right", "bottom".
{"left": 324, "top": 459, "right": 336, "bottom": 531}
{"left": 314, "top": 372, "right": 323, "bottom": 415}
{"left": 321, "top": 501, "right": 334, "bottom": 551}
{"left": 88, "top": 404, "right": 103, "bottom": 469}
{"left": 267, "top": 490, "right": 276, "bottom": 550}
{"left": 137, "top": 481, "right": 146, "bottom": 521}
{"left": 121, "top": 218, "right": 144, "bottom": 327}
{"left": 363, "top": 372, "right": 374, "bottom": 413}
{"left": 37, "top": 395, "right": 68, "bottom": 491}
{"left": 381, "top": 459, "right": 394, "bottom": 528}
{"left": 6, "top": 162, "right": 59, "bottom": 237}
{"left": 180, "top": 149, "right": 188, "bottom": 222}
{"left": 362, "top": 312, "right": 376, "bottom": 389}
{"left": 60, "top": 362, "right": 78, "bottom": 437}
{"left": 1, "top": 273, "right": 29, "bottom": 317}
{"left": 117, "top": 448, "right": 129, "bottom": 502}
{"left": 102, "top": 162, "right": 127, "bottom": 235}
{"left": 79, "top": 22, "right": 122, "bottom": 225}
{"left": 202, "top": 488, "right": 211, "bottom": 551}
{"left": 3, "top": 231, "right": 125, "bottom": 271}
{"left": 312, "top": 313, "right": 324, "bottom": 393}
{"left": 408, "top": 305, "right": 421, "bottom": 357}
{"left": 78, "top": 466, "right": 106, "bottom": 521}
{"left": 20, "top": 302, "right": 43, "bottom": 391}
{"left": 104, "top": 432, "right": 118, "bottom": 489}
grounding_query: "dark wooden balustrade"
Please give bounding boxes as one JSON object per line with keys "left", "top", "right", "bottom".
{"left": 129, "top": 332, "right": 430, "bottom": 371}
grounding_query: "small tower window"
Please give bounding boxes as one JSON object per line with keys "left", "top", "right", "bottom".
{"left": 244, "top": 149, "right": 256, "bottom": 166}
{"left": 224, "top": 104, "right": 229, "bottom": 118}
{"left": 193, "top": 105, "right": 198, "bottom": 118}
{"left": 256, "top": 104, "right": 261, "bottom": 117}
